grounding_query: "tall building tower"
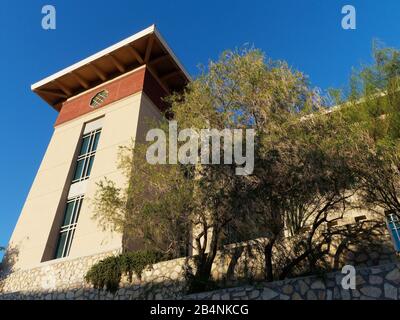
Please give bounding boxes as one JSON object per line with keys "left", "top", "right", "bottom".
{"left": 5, "top": 25, "right": 190, "bottom": 272}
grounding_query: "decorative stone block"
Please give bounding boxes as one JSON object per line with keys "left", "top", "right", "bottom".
{"left": 360, "top": 286, "right": 382, "bottom": 298}
{"left": 261, "top": 288, "right": 278, "bottom": 300}
{"left": 384, "top": 283, "right": 397, "bottom": 300}
{"left": 369, "top": 275, "right": 383, "bottom": 285}
{"left": 385, "top": 268, "right": 400, "bottom": 284}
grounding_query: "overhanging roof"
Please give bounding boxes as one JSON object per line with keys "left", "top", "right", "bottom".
{"left": 31, "top": 25, "right": 191, "bottom": 111}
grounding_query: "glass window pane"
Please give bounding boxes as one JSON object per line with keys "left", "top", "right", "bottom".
{"left": 390, "top": 226, "right": 400, "bottom": 251}
{"left": 73, "top": 159, "right": 85, "bottom": 181}
{"left": 90, "top": 90, "right": 108, "bottom": 108}
{"left": 387, "top": 214, "right": 400, "bottom": 251}
{"left": 394, "top": 236, "right": 400, "bottom": 251}
{"left": 64, "top": 230, "right": 74, "bottom": 257}
{"left": 71, "top": 198, "right": 83, "bottom": 224}
{"left": 92, "top": 132, "right": 101, "bottom": 152}
{"left": 62, "top": 202, "right": 75, "bottom": 226}
{"left": 79, "top": 136, "right": 90, "bottom": 156}
{"left": 86, "top": 156, "right": 95, "bottom": 177}
{"left": 55, "top": 232, "right": 67, "bottom": 259}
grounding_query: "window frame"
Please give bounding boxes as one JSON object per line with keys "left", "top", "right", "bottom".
{"left": 72, "top": 128, "right": 101, "bottom": 183}
{"left": 54, "top": 196, "right": 84, "bottom": 259}
{"left": 52, "top": 124, "right": 102, "bottom": 260}
{"left": 386, "top": 211, "right": 400, "bottom": 252}
{"left": 89, "top": 90, "right": 108, "bottom": 108}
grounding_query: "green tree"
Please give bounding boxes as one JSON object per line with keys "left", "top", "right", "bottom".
{"left": 236, "top": 102, "right": 362, "bottom": 281}
{"left": 92, "top": 48, "right": 359, "bottom": 291}
{"left": 331, "top": 43, "right": 400, "bottom": 219}
{"left": 165, "top": 48, "right": 318, "bottom": 289}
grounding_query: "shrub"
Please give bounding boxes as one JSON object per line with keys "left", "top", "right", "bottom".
{"left": 85, "top": 250, "right": 165, "bottom": 294}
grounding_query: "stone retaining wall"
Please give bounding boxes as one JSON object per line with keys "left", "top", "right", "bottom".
{"left": 185, "top": 262, "right": 400, "bottom": 300}
{"left": 1, "top": 246, "right": 399, "bottom": 300}
{"left": 0, "top": 250, "right": 120, "bottom": 297}
{"left": 0, "top": 252, "right": 187, "bottom": 300}
{"left": 0, "top": 248, "right": 255, "bottom": 300}
{"left": 1, "top": 259, "right": 399, "bottom": 300}
{"left": 0, "top": 227, "right": 398, "bottom": 300}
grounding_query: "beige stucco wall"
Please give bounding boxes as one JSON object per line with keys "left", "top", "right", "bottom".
{"left": 6, "top": 91, "right": 163, "bottom": 271}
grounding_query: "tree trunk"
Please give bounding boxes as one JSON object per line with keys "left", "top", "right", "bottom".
{"left": 189, "top": 226, "right": 220, "bottom": 293}
{"left": 188, "top": 254, "right": 214, "bottom": 293}
{"left": 264, "top": 239, "right": 275, "bottom": 282}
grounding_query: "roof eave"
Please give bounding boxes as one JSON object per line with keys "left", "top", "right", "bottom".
{"left": 31, "top": 25, "right": 191, "bottom": 109}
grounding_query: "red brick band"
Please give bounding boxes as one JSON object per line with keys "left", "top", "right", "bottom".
{"left": 55, "top": 67, "right": 167, "bottom": 127}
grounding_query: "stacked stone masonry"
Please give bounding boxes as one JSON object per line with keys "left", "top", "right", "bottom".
{"left": 186, "top": 262, "right": 400, "bottom": 300}
{"left": 0, "top": 248, "right": 399, "bottom": 300}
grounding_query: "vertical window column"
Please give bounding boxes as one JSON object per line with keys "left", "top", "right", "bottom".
{"left": 72, "top": 129, "right": 101, "bottom": 183}
{"left": 53, "top": 122, "right": 102, "bottom": 260}
{"left": 54, "top": 196, "right": 84, "bottom": 259}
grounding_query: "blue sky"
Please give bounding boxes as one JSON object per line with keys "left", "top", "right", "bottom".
{"left": 1, "top": 0, "right": 400, "bottom": 256}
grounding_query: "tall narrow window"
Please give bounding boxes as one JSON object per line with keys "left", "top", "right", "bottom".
{"left": 54, "top": 196, "right": 84, "bottom": 259}
{"left": 386, "top": 211, "right": 400, "bottom": 252}
{"left": 53, "top": 123, "right": 102, "bottom": 260}
{"left": 72, "top": 128, "right": 101, "bottom": 183}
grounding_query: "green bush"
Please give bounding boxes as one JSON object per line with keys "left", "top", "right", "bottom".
{"left": 85, "top": 250, "right": 165, "bottom": 294}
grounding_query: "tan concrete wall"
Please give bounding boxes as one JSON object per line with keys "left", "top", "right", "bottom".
{"left": 6, "top": 91, "right": 163, "bottom": 271}
{"left": 71, "top": 92, "right": 163, "bottom": 257}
